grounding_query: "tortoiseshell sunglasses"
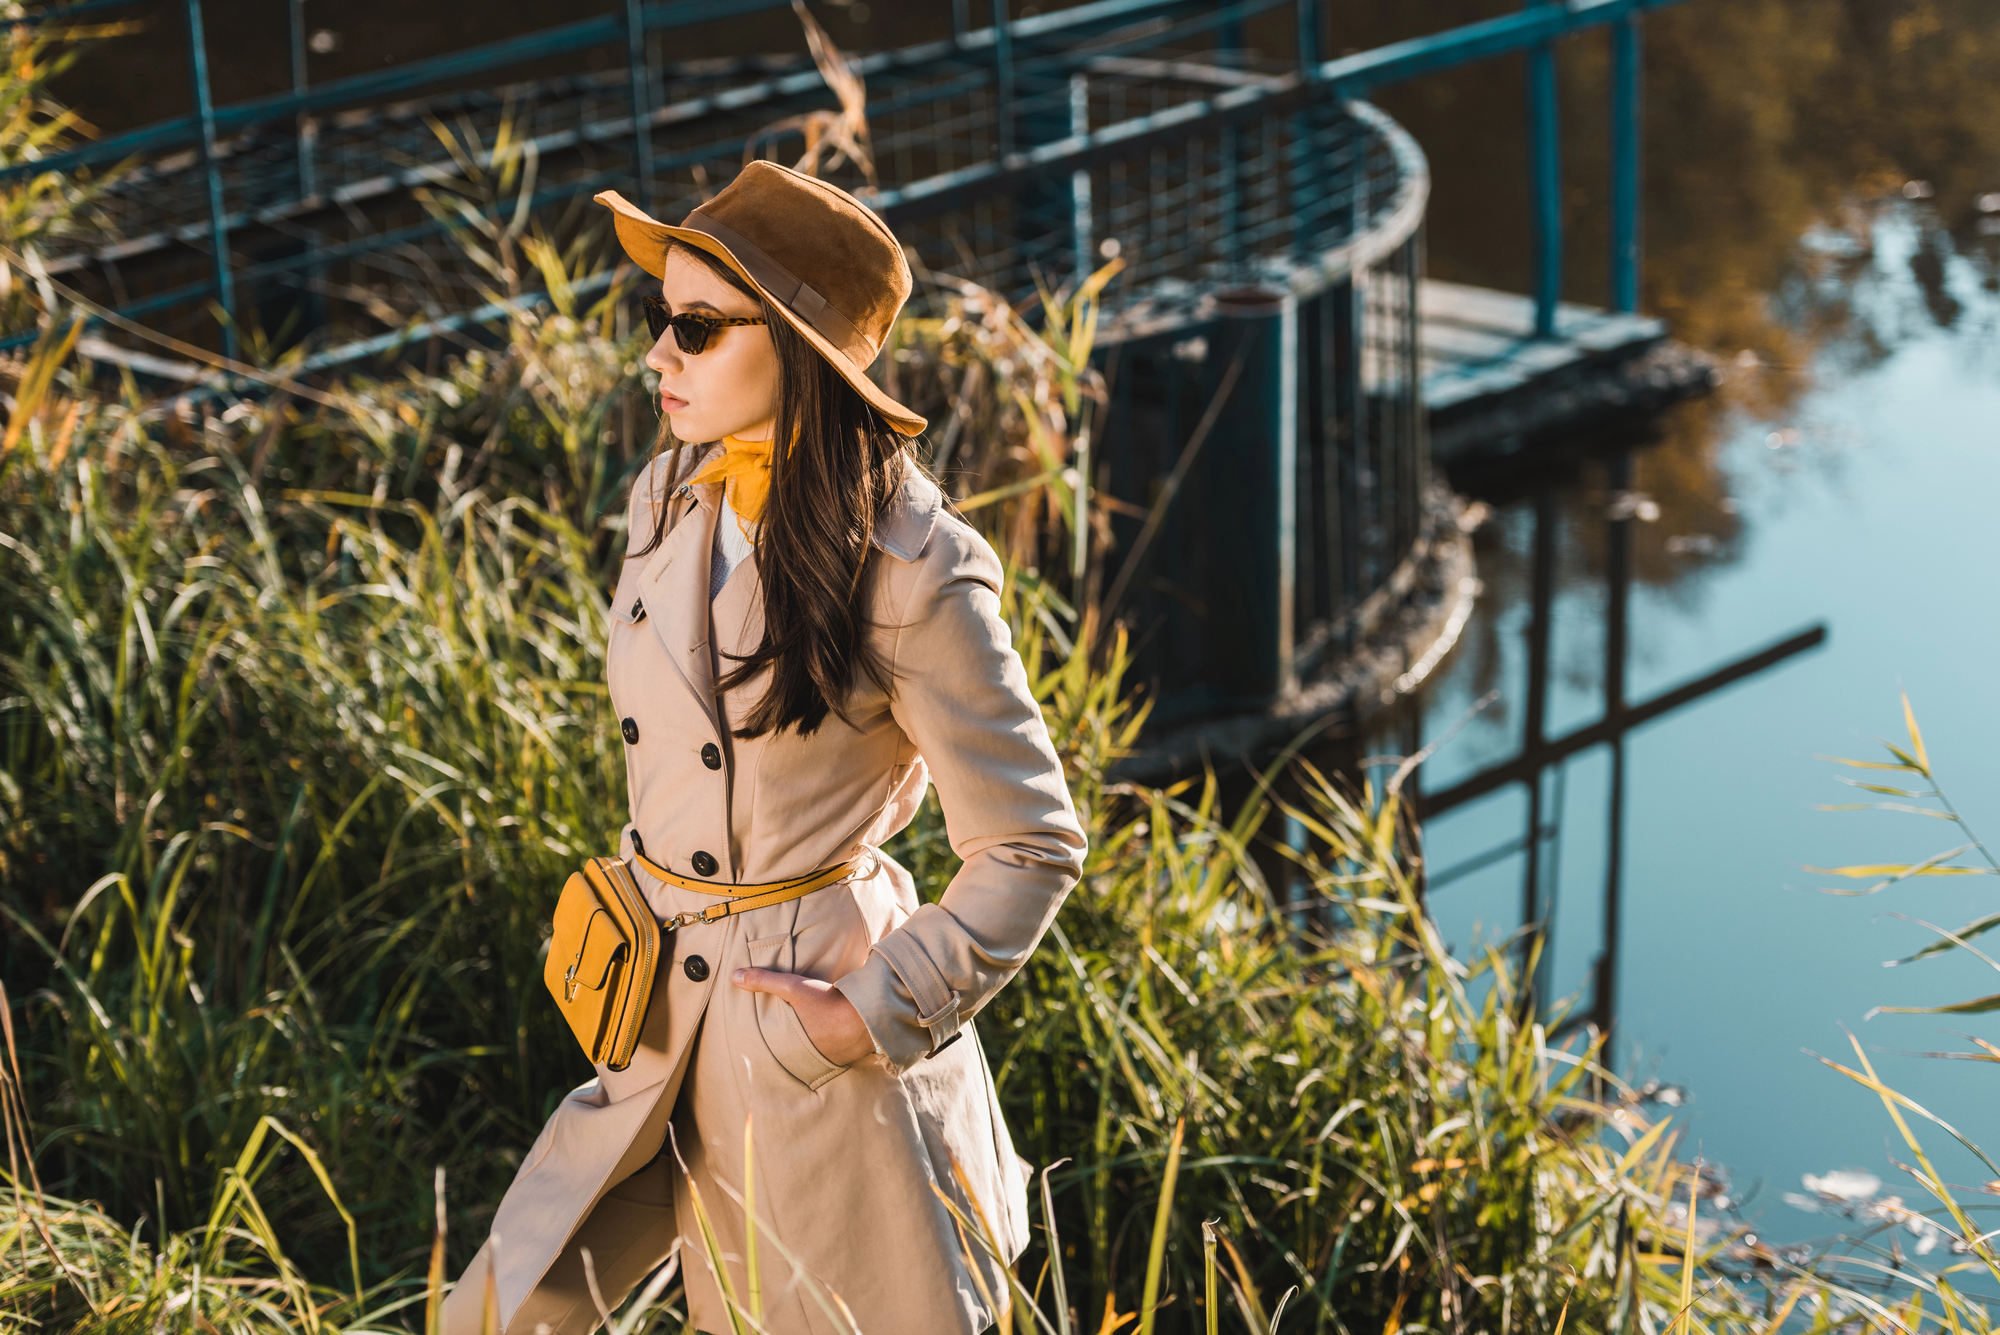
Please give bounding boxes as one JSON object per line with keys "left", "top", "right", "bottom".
{"left": 641, "top": 293, "right": 767, "bottom": 354}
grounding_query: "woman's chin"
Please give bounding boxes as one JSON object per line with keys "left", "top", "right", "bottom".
{"left": 666, "top": 411, "right": 713, "bottom": 442}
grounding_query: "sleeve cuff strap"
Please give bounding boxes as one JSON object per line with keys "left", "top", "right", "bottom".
{"left": 870, "top": 930, "right": 963, "bottom": 1053}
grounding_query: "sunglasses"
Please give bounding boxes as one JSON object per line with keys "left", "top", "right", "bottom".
{"left": 641, "top": 293, "right": 767, "bottom": 354}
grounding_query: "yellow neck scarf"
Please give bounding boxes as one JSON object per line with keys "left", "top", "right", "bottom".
{"left": 688, "top": 432, "right": 773, "bottom": 540}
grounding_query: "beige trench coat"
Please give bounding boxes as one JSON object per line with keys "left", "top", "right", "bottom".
{"left": 442, "top": 449, "right": 1086, "bottom": 1335}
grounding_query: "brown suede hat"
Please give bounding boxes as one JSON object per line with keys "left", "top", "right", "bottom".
{"left": 596, "top": 162, "right": 926, "bottom": 437}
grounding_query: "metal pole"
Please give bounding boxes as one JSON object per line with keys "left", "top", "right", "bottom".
{"left": 288, "top": 0, "right": 315, "bottom": 200}
{"left": 1070, "top": 73, "right": 1091, "bottom": 282}
{"left": 1288, "top": 0, "right": 1320, "bottom": 261}
{"left": 624, "top": 0, "right": 655, "bottom": 206}
{"left": 952, "top": 0, "right": 970, "bottom": 41}
{"left": 184, "top": 0, "right": 235, "bottom": 360}
{"left": 1526, "top": 1, "right": 1561, "bottom": 338}
{"left": 993, "top": 0, "right": 1014, "bottom": 159}
{"left": 1296, "top": 0, "right": 1321, "bottom": 74}
{"left": 1069, "top": 72, "right": 1092, "bottom": 588}
{"left": 1219, "top": 7, "right": 1243, "bottom": 273}
{"left": 1331, "top": 277, "right": 1361, "bottom": 647}
{"left": 1277, "top": 293, "right": 1299, "bottom": 697}
{"left": 1609, "top": 15, "right": 1642, "bottom": 314}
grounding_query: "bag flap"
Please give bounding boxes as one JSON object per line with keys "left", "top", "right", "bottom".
{"left": 572, "top": 909, "right": 625, "bottom": 992}
{"left": 549, "top": 872, "right": 630, "bottom": 1002}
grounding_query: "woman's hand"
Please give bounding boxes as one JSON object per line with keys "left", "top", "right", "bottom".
{"left": 731, "top": 968, "right": 876, "bottom": 1066}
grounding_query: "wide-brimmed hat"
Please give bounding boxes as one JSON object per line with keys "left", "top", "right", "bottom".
{"left": 596, "top": 162, "right": 926, "bottom": 437}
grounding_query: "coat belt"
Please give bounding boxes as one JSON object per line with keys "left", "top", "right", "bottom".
{"left": 631, "top": 849, "right": 859, "bottom": 930}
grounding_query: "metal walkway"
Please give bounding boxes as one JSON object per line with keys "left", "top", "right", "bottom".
{"left": 8, "top": 0, "right": 1693, "bottom": 759}
{"left": 8, "top": 0, "right": 1683, "bottom": 369}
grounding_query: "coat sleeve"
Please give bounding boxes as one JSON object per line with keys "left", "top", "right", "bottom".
{"left": 833, "top": 520, "right": 1087, "bottom": 1073}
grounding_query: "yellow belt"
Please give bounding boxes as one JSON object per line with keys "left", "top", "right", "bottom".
{"left": 632, "top": 850, "right": 859, "bottom": 930}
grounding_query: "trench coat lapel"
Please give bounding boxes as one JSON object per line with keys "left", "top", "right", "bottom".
{"left": 708, "top": 548, "right": 765, "bottom": 687}
{"left": 641, "top": 482, "right": 722, "bottom": 734}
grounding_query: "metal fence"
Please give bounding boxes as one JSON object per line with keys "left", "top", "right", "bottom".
{"left": 18, "top": 0, "right": 1305, "bottom": 353}
{"left": 987, "top": 90, "right": 1430, "bottom": 723}
{"left": 14, "top": 0, "right": 1443, "bottom": 725}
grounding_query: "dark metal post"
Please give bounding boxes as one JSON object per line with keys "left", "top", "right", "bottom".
{"left": 1070, "top": 73, "right": 1091, "bottom": 282}
{"left": 1296, "top": 0, "right": 1321, "bottom": 72}
{"left": 185, "top": 0, "right": 235, "bottom": 360}
{"left": 1526, "top": 0, "right": 1562, "bottom": 338}
{"left": 952, "top": 0, "right": 970, "bottom": 41}
{"left": 1595, "top": 448, "right": 1633, "bottom": 1039}
{"left": 1609, "top": 14, "right": 1642, "bottom": 314}
{"left": 1329, "top": 278, "right": 1361, "bottom": 650}
{"left": 288, "top": 0, "right": 315, "bottom": 200}
{"left": 1288, "top": 0, "right": 1321, "bottom": 260}
{"left": 624, "top": 0, "right": 655, "bottom": 206}
{"left": 993, "top": 0, "right": 1014, "bottom": 159}
{"left": 1202, "top": 290, "right": 1293, "bottom": 709}
{"left": 1069, "top": 73, "right": 1092, "bottom": 586}
{"left": 1218, "top": 7, "right": 1243, "bottom": 273}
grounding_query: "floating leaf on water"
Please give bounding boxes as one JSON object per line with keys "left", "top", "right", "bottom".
{"left": 1801, "top": 1169, "right": 1881, "bottom": 1202}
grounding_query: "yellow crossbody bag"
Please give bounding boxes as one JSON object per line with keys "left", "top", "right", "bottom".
{"left": 545, "top": 849, "right": 860, "bottom": 1070}
{"left": 544, "top": 857, "right": 660, "bottom": 1071}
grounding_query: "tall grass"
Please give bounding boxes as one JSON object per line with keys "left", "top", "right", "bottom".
{"left": 0, "top": 17, "right": 140, "bottom": 342}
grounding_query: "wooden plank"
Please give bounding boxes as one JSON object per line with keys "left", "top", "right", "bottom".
{"left": 1419, "top": 279, "right": 1667, "bottom": 412}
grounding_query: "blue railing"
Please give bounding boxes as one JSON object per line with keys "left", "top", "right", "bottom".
{"left": 8, "top": 0, "right": 1680, "bottom": 360}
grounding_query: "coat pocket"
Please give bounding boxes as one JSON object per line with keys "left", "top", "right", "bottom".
{"left": 745, "top": 933, "right": 850, "bottom": 1092}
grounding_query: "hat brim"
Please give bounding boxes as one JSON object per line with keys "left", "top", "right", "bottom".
{"left": 597, "top": 190, "right": 927, "bottom": 439}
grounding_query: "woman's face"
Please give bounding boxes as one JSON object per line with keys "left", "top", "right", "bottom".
{"left": 645, "top": 247, "right": 780, "bottom": 445}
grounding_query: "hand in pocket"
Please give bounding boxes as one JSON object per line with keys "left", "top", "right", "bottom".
{"left": 732, "top": 967, "right": 875, "bottom": 1066}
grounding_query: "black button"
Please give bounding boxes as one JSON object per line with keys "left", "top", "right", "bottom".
{"left": 691, "top": 850, "right": 718, "bottom": 877}
{"left": 621, "top": 717, "right": 639, "bottom": 745}
{"left": 631, "top": 598, "right": 646, "bottom": 622}
{"left": 683, "top": 955, "right": 710, "bottom": 982}
{"left": 700, "top": 743, "right": 722, "bottom": 770}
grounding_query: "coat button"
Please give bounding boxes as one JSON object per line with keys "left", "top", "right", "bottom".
{"left": 620, "top": 717, "right": 639, "bottom": 745}
{"left": 631, "top": 598, "right": 646, "bottom": 622}
{"left": 683, "top": 955, "right": 710, "bottom": 982}
{"left": 691, "top": 850, "right": 718, "bottom": 877}
{"left": 700, "top": 742, "right": 721, "bottom": 770}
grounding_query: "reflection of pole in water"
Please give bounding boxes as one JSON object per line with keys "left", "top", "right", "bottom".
{"left": 1417, "top": 449, "right": 1827, "bottom": 1052}
{"left": 1595, "top": 449, "right": 1633, "bottom": 1042}
{"left": 1520, "top": 487, "right": 1557, "bottom": 1015}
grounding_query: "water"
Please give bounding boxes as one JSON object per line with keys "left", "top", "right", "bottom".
{"left": 1406, "top": 206, "right": 2000, "bottom": 1242}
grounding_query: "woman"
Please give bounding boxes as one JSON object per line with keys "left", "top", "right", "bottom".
{"left": 442, "top": 161, "right": 1086, "bottom": 1335}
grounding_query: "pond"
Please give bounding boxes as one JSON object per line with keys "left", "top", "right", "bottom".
{"left": 1384, "top": 7, "right": 2000, "bottom": 1244}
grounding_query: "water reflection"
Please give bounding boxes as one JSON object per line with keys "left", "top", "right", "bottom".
{"left": 1397, "top": 207, "right": 2000, "bottom": 1241}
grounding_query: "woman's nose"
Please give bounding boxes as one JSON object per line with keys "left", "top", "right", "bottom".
{"left": 643, "top": 331, "right": 680, "bottom": 376}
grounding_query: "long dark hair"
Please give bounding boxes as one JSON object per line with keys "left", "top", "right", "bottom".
{"left": 633, "top": 243, "right": 914, "bottom": 739}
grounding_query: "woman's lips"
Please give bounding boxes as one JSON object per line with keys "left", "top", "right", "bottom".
{"left": 659, "top": 392, "right": 688, "bottom": 412}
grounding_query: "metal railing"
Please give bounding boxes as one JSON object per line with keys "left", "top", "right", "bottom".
{"left": 8, "top": 0, "right": 1685, "bottom": 727}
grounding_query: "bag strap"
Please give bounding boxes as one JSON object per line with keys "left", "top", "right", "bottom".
{"left": 632, "top": 850, "right": 859, "bottom": 930}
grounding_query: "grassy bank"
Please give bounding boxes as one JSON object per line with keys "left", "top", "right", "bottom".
{"left": 2, "top": 285, "right": 1992, "bottom": 1333}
